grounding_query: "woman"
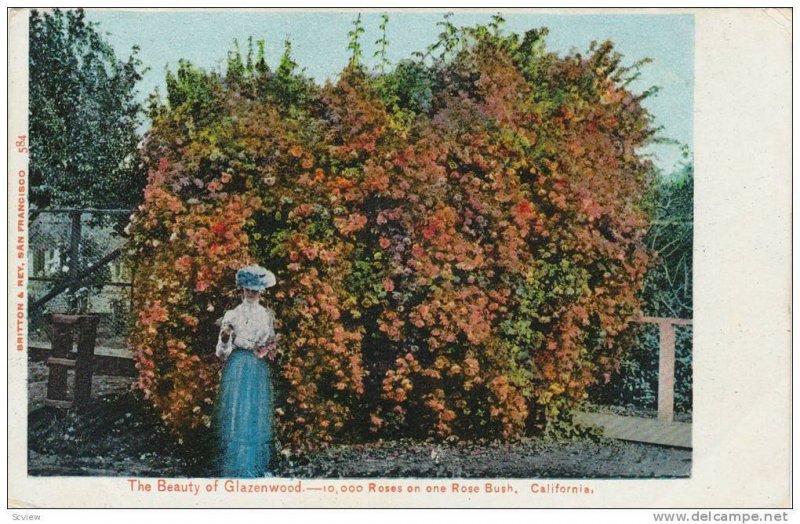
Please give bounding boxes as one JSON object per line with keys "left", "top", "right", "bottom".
{"left": 214, "top": 264, "right": 279, "bottom": 478}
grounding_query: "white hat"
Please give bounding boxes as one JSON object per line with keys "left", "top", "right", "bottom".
{"left": 235, "top": 265, "right": 276, "bottom": 290}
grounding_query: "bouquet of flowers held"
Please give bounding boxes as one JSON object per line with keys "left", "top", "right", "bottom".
{"left": 255, "top": 333, "right": 282, "bottom": 362}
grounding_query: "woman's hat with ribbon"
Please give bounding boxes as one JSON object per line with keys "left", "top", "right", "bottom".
{"left": 235, "top": 264, "right": 276, "bottom": 291}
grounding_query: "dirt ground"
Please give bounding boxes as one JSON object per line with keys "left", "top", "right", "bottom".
{"left": 26, "top": 361, "right": 691, "bottom": 479}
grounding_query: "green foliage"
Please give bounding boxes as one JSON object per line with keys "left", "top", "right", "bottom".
{"left": 29, "top": 8, "right": 145, "bottom": 209}
{"left": 163, "top": 60, "right": 222, "bottom": 126}
{"left": 347, "top": 14, "right": 365, "bottom": 69}
{"left": 377, "top": 60, "right": 437, "bottom": 115}
{"left": 643, "top": 158, "right": 693, "bottom": 319}
{"left": 373, "top": 14, "right": 391, "bottom": 74}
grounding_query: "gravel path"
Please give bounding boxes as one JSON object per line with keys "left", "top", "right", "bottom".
{"left": 26, "top": 360, "right": 691, "bottom": 479}
{"left": 275, "top": 438, "right": 691, "bottom": 479}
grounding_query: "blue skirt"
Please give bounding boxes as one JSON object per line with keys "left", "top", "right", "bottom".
{"left": 215, "top": 348, "right": 274, "bottom": 478}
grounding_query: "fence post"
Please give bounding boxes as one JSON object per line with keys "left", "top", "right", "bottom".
{"left": 45, "top": 314, "right": 77, "bottom": 409}
{"left": 74, "top": 315, "right": 100, "bottom": 409}
{"left": 657, "top": 320, "right": 677, "bottom": 422}
{"left": 67, "top": 210, "right": 82, "bottom": 294}
{"left": 639, "top": 316, "right": 691, "bottom": 423}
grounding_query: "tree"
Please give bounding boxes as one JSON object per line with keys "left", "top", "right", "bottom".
{"left": 29, "top": 8, "right": 145, "bottom": 209}
{"left": 642, "top": 156, "right": 693, "bottom": 319}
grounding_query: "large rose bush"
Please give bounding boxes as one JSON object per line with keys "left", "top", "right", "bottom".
{"left": 128, "top": 26, "right": 655, "bottom": 449}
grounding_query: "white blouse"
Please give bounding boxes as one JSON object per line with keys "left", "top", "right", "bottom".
{"left": 215, "top": 301, "right": 275, "bottom": 360}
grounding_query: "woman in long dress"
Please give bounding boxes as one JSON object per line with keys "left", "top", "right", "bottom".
{"left": 214, "top": 264, "right": 278, "bottom": 478}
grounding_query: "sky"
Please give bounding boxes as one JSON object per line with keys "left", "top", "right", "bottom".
{"left": 85, "top": 9, "right": 694, "bottom": 173}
